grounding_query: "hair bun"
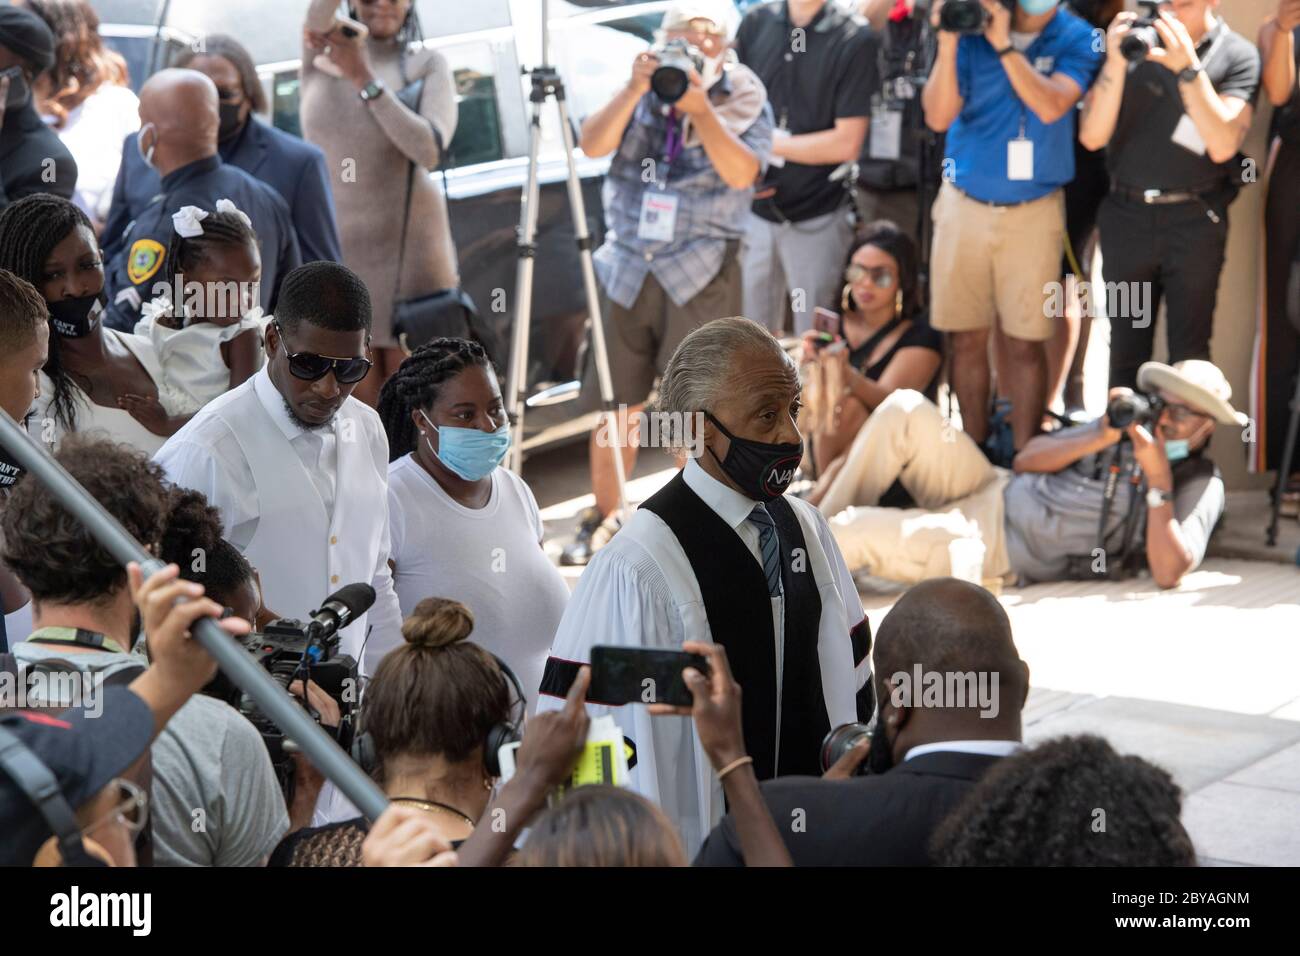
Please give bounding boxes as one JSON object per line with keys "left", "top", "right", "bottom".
{"left": 401, "top": 597, "right": 474, "bottom": 648}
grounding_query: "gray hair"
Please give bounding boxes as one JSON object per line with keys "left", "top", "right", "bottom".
{"left": 651, "top": 318, "right": 789, "bottom": 454}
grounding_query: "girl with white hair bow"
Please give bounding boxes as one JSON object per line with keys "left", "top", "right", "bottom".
{"left": 126, "top": 199, "right": 272, "bottom": 433}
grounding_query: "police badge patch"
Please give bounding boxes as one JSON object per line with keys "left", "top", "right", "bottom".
{"left": 126, "top": 239, "right": 166, "bottom": 285}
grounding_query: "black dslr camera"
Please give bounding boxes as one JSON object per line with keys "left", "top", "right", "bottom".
{"left": 206, "top": 584, "right": 373, "bottom": 801}
{"left": 1106, "top": 391, "right": 1165, "bottom": 429}
{"left": 938, "top": 0, "right": 1015, "bottom": 35}
{"left": 650, "top": 37, "right": 705, "bottom": 103}
{"left": 1120, "top": 1, "right": 1164, "bottom": 62}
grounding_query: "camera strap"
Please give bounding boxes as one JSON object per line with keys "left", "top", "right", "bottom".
{"left": 26, "top": 627, "right": 131, "bottom": 656}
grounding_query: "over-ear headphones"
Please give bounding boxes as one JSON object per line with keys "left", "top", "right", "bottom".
{"left": 0, "top": 725, "right": 107, "bottom": 867}
{"left": 350, "top": 652, "right": 526, "bottom": 780}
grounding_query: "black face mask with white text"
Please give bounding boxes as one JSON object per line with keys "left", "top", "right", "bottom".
{"left": 704, "top": 412, "right": 803, "bottom": 502}
{"left": 0, "top": 446, "right": 23, "bottom": 489}
{"left": 47, "top": 294, "right": 103, "bottom": 339}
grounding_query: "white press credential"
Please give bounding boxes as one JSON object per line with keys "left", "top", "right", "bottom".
{"left": 154, "top": 368, "right": 404, "bottom": 672}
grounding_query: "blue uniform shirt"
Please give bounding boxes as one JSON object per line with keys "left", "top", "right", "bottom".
{"left": 945, "top": 8, "right": 1102, "bottom": 203}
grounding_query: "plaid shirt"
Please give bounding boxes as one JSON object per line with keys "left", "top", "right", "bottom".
{"left": 594, "top": 72, "right": 773, "bottom": 310}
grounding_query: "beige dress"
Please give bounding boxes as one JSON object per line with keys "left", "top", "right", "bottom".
{"left": 299, "top": 24, "right": 459, "bottom": 348}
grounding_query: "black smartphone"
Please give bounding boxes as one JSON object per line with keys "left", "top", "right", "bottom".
{"left": 589, "top": 646, "right": 710, "bottom": 708}
{"left": 1, "top": 67, "right": 29, "bottom": 111}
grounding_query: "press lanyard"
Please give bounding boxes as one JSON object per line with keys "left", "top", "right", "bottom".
{"left": 1197, "top": 20, "right": 1227, "bottom": 72}
{"left": 27, "top": 627, "right": 131, "bottom": 655}
{"left": 661, "top": 111, "right": 685, "bottom": 189}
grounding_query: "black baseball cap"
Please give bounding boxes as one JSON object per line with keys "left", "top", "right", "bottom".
{"left": 0, "top": 7, "right": 57, "bottom": 75}
{"left": 0, "top": 686, "right": 154, "bottom": 865}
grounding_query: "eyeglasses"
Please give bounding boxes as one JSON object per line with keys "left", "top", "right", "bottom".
{"left": 845, "top": 264, "right": 897, "bottom": 289}
{"left": 84, "top": 778, "right": 149, "bottom": 841}
{"left": 1162, "top": 401, "right": 1210, "bottom": 425}
{"left": 275, "top": 323, "right": 373, "bottom": 384}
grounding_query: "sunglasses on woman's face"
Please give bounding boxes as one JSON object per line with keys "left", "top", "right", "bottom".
{"left": 275, "top": 323, "right": 373, "bottom": 384}
{"left": 845, "top": 264, "right": 897, "bottom": 289}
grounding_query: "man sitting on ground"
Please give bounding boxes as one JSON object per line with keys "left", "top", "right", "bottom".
{"left": 816, "top": 360, "right": 1241, "bottom": 588}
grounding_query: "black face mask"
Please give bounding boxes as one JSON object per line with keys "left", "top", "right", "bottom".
{"left": 218, "top": 101, "right": 245, "bottom": 142}
{"left": 47, "top": 294, "right": 103, "bottom": 339}
{"left": 0, "top": 445, "right": 23, "bottom": 490}
{"left": 704, "top": 411, "right": 803, "bottom": 502}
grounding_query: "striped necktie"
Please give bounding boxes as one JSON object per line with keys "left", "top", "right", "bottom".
{"left": 747, "top": 504, "right": 782, "bottom": 597}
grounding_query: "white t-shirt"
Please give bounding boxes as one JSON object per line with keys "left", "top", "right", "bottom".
{"left": 387, "top": 455, "right": 570, "bottom": 712}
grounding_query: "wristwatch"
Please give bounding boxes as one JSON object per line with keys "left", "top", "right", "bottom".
{"left": 359, "top": 78, "right": 386, "bottom": 102}
{"left": 997, "top": 44, "right": 1016, "bottom": 58}
{"left": 1146, "top": 487, "right": 1172, "bottom": 509}
{"left": 1177, "top": 64, "right": 1204, "bottom": 85}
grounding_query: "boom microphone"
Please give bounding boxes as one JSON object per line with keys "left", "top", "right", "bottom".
{"left": 306, "top": 582, "right": 376, "bottom": 644}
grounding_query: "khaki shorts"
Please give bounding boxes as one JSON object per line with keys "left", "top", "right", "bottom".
{"left": 929, "top": 182, "right": 1065, "bottom": 342}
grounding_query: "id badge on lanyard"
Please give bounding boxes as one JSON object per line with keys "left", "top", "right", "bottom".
{"left": 1007, "top": 114, "right": 1034, "bottom": 181}
{"left": 869, "top": 92, "right": 904, "bottom": 162}
{"left": 639, "top": 112, "right": 683, "bottom": 243}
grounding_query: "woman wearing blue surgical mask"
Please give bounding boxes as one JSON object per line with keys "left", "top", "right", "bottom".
{"left": 377, "top": 338, "right": 569, "bottom": 712}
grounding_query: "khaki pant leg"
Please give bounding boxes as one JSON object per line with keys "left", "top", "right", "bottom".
{"left": 817, "top": 390, "right": 999, "bottom": 518}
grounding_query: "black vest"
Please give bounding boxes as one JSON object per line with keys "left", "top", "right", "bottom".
{"left": 639, "top": 473, "right": 827, "bottom": 780}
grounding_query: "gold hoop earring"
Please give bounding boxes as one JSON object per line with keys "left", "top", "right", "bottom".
{"left": 895, "top": 289, "right": 903, "bottom": 318}
{"left": 841, "top": 284, "right": 853, "bottom": 314}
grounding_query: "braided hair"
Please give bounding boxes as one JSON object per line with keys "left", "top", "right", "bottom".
{"left": 0, "top": 193, "right": 95, "bottom": 432}
{"left": 163, "top": 207, "right": 259, "bottom": 319}
{"left": 377, "top": 338, "right": 493, "bottom": 463}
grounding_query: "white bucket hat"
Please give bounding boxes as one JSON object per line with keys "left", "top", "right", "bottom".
{"left": 1136, "top": 360, "right": 1248, "bottom": 427}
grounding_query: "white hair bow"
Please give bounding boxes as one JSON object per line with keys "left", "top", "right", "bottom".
{"left": 215, "top": 198, "right": 252, "bottom": 228}
{"left": 172, "top": 206, "right": 209, "bottom": 238}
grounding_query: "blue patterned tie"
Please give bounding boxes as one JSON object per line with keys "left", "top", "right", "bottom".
{"left": 747, "top": 504, "right": 782, "bottom": 597}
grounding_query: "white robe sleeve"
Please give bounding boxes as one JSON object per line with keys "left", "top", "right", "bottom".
{"left": 538, "top": 539, "right": 716, "bottom": 852}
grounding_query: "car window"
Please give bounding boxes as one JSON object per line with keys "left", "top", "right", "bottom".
{"left": 441, "top": 42, "right": 509, "bottom": 170}
{"left": 264, "top": 38, "right": 516, "bottom": 170}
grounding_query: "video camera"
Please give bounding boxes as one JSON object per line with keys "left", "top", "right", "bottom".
{"left": 937, "top": 0, "right": 1014, "bottom": 35}
{"left": 1120, "top": 1, "right": 1164, "bottom": 62}
{"left": 650, "top": 37, "right": 705, "bottom": 103}
{"left": 205, "top": 582, "right": 374, "bottom": 801}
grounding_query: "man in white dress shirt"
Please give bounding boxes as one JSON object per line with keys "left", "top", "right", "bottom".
{"left": 154, "top": 261, "right": 402, "bottom": 674}
{"left": 539, "top": 317, "right": 872, "bottom": 853}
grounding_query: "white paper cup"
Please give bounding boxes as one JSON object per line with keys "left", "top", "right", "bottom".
{"left": 948, "top": 536, "right": 986, "bottom": 585}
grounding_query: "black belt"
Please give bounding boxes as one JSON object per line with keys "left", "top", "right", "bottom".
{"left": 1110, "top": 182, "right": 1222, "bottom": 205}
{"left": 952, "top": 186, "right": 1050, "bottom": 209}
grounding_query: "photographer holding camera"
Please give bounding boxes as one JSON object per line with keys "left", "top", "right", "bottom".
{"left": 1079, "top": 0, "right": 1260, "bottom": 390}
{"left": 922, "top": 0, "right": 1102, "bottom": 456}
{"left": 563, "top": 2, "right": 772, "bottom": 566}
{"left": 817, "top": 359, "right": 1240, "bottom": 588}
{"left": 0, "top": 436, "right": 291, "bottom": 866}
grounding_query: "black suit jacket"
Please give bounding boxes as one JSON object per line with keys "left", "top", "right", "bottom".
{"left": 0, "top": 101, "right": 77, "bottom": 210}
{"left": 693, "top": 751, "right": 1005, "bottom": 866}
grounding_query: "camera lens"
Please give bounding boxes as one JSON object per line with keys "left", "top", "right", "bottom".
{"left": 651, "top": 65, "right": 690, "bottom": 104}
{"left": 819, "top": 722, "right": 872, "bottom": 774}
{"left": 1120, "top": 25, "right": 1158, "bottom": 62}
{"left": 939, "top": 0, "right": 990, "bottom": 34}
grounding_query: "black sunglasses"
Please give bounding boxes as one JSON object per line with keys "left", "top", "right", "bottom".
{"left": 275, "top": 323, "right": 373, "bottom": 384}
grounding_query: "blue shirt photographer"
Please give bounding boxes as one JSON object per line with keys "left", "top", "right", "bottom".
{"left": 946, "top": 6, "right": 1101, "bottom": 203}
